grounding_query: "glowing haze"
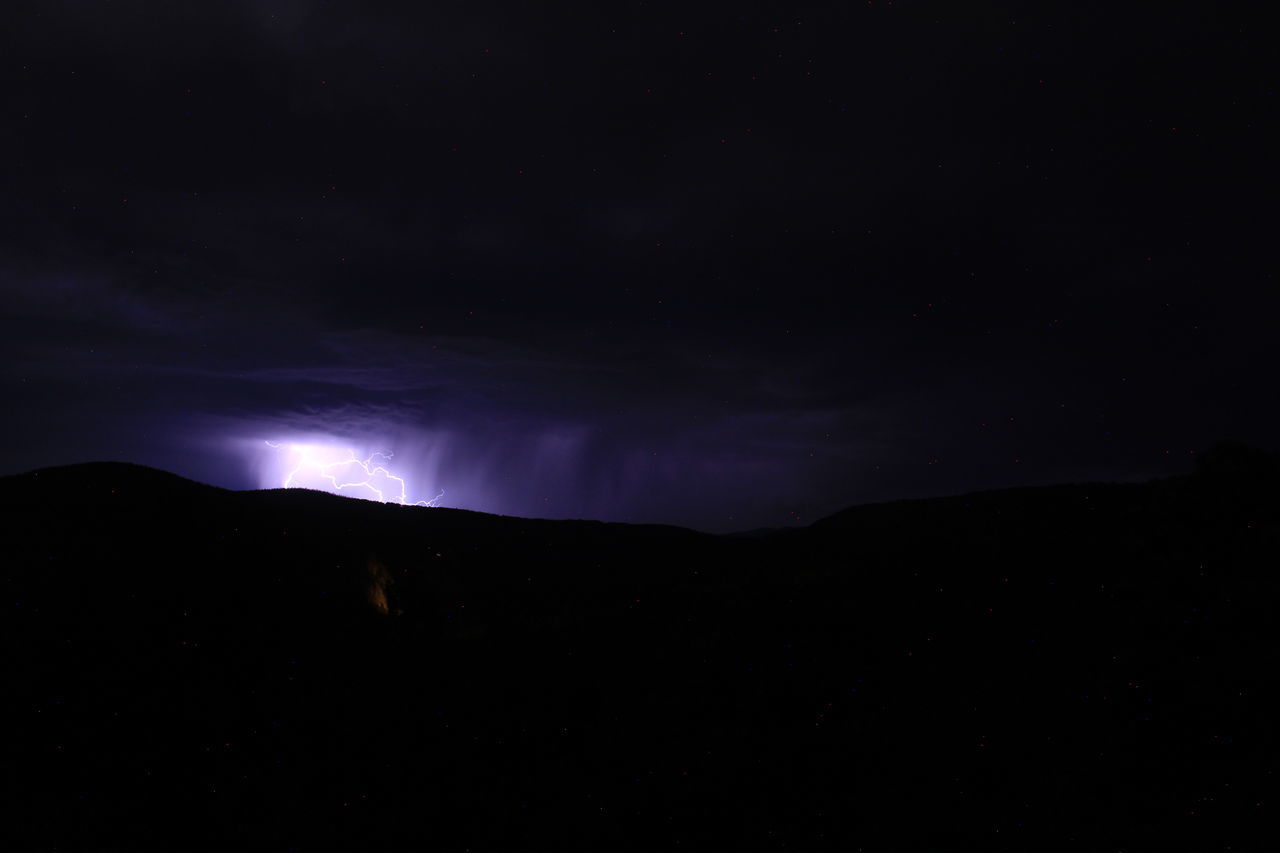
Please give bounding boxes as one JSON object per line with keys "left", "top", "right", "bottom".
{"left": 259, "top": 440, "right": 444, "bottom": 507}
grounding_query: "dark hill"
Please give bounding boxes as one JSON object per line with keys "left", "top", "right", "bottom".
{"left": 10, "top": 460, "right": 228, "bottom": 503}
{"left": 3, "top": 462, "right": 1277, "bottom": 850}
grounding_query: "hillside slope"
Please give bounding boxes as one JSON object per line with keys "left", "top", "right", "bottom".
{"left": 3, "top": 462, "right": 1277, "bottom": 850}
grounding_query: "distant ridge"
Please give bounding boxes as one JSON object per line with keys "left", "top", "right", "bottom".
{"left": 0, "top": 460, "right": 710, "bottom": 539}
{"left": 1, "top": 455, "right": 1266, "bottom": 536}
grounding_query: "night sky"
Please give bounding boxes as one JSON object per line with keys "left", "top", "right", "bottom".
{"left": 2, "top": 1, "right": 1274, "bottom": 532}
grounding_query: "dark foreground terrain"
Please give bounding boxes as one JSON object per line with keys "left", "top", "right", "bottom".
{"left": 4, "top": 450, "right": 1278, "bottom": 850}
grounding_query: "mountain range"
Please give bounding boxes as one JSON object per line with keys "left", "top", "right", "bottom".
{"left": 4, "top": 449, "right": 1277, "bottom": 850}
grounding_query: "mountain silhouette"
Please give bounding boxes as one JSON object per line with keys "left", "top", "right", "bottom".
{"left": 4, "top": 457, "right": 1277, "bottom": 850}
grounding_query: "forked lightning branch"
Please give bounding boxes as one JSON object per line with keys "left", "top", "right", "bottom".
{"left": 264, "top": 441, "right": 443, "bottom": 507}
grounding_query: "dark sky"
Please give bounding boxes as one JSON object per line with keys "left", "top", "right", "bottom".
{"left": 2, "top": 1, "right": 1274, "bottom": 531}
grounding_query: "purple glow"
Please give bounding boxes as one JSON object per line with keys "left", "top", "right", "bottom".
{"left": 259, "top": 440, "right": 443, "bottom": 506}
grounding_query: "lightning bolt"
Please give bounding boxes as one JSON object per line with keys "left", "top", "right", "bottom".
{"left": 265, "top": 441, "right": 444, "bottom": 507}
